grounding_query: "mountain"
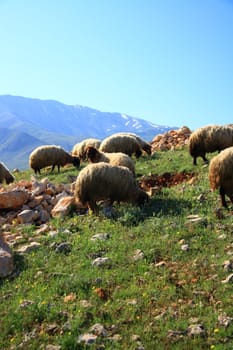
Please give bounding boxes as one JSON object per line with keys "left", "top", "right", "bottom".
{"left": 0, "top": 95, "right": 177, "bottom": 170}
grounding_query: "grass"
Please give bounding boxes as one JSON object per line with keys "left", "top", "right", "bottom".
{"left": 1, "top": 147, "right": 233, "bottom": 349}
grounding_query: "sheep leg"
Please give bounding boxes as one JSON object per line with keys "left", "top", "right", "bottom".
{"left": 135, "top": 149, "right": 142, "bottom": 158}
{"left": 220, "top": 187, "right": 228, "bottom": 208}
{"left": 88, "top": 200, "right": 98, "bottom": 213}
{"left": 229, "top": 195, "right": 233, "bottom": 205}
{"left": 193, "top": 157, "right": 197, "bottom": 166}
{"left": 35, "top": 168, "right": 41, "bottom": 175}
{"left": 201, "top": 155, "right": 209, "bottom": 164}
{"left": 51, "top": 165, "right": 55, "bottom": 172}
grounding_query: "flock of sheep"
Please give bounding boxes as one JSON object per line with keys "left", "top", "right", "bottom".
{"left": 0, "top": 125, "right": 233, "bottom": 212}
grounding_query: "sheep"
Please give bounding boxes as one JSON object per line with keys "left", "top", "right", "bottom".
{"left": 29, "top": 145, "right": 80, "bottom": 174}
{"left": 209, "top": 146, "right": 233, "bottom": 208}
{"left": 99, "top": 134, "right": 142, "bottom": 158}
{"left": 189, "top": 125, "right": 233, "bottom": 165}
{"left": 86, "top": 146, "right": 136, "bottom": 176}
{"left": 74, "top": 162, "right": 149, "bottom": 213}
{"left": 72, "top": 138, "right": 101, "bottom": 160}
{"left": 113, "top": 132, "right": 152, "bottom": 155}
{"left": 0, "top": 162, "right": 14, "bottom": 184}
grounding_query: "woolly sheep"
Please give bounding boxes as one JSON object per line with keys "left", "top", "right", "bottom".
{"left": 72, "top": 138, "right": 101, "bottom": 160}
{"left": 99, "top": 134, "right": 142, "bottom": 158}
{"left": 29, "top": 145, "right": 80, "bottom": 174}
{"left": 209, "top": 146, "right": 233, "bottom": 208}
{"left": 0, "top": 162, "right": 14, "bottom": 184}
{"left": 86, "top": 146, "right": 136, "bottom": 176}
{"left": 113, "top": 132, "right": 152, "bottom": 155}
{"left": 74, "top": 162, "right": 148, "bottom": 212}
{"left": 189, "top": 125, "right": 233, "bottom": 165}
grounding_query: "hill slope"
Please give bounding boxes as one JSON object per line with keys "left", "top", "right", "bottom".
{"left": 0, "top": 95, "right": 177, "bottom": 169}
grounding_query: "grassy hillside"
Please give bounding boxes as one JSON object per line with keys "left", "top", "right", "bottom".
{"left": 1, "top": 147, "right": 233, "bottom": 349}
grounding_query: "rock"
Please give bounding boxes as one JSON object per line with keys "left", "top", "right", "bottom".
{"left": 218, "top": 314, "right": 233, "bottom": 327}
{"left": 92, "top": 257, "right": 111, "bottom": 267}
{"left": 108, "top": 334, "right": 122, "bottom": 341}
{"left": 54, "top": 242, "right": 71, "bottom": 254}
{"left": 151, "top": 126, "right": 192, "bottom": 153}
{"left": 0, "top": 248, "right": 14, "bottom": 277}
{"left": 0, "top": 234, "right": 14, "bottom": 277}
{"left": 132, "top": 249, "right": 144, "bottom": 261}
{"left": 51, "top": 196, "right": 76, "bottom": 217}
{"left": 91, "top": 233, "right": 110, "bottom": 241}
{"left": 185, "top": 215, "right": 207, "bottom": 226}
{"left": 17, "top": 209, "right": 39, "bottom": 224}
{"left": 222, "top": 260, "right": 233, "bottom": 272}
{"left": 27, "top": 195, "right": 44, "bottom": 209}
{"left": 19, "top": 300, "right": 35, "bottom": 308}
{"left": 17, "top": 242, "right": 41, "bottom": 254}
{"left": 78, "top": 333, "right": 97, "bottom": 344}
{"left": 45, "top": 345, "right": 61, "bottom": 350}
{"left": 181, "top": 244, "right": 189, "bottom": 251}
{"left": 89, "top": 323, "right": 108, "bottom": 337}
{"left": 187, "top": 324, "right": 206, "bottom": 337}
{"left": 221, "top": 273, "right": 233, "bottom": 283}
{"left": 102, "top": 206, "right": 116, "bottom": 218}
{"left": 38, "top": 208, "right": 50, "bottom": 223}
{"left": 0, "top": 189, "right": 29, "bottom": 209}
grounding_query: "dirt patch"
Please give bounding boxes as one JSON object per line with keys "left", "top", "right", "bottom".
{"left": 139, "top": 171, "right": 195, "bottom": 190}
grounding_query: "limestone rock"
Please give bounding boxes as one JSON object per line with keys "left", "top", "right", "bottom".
{"left": 0, "top": 234, "right": 14, "bottom": 277}
{"left": 17, "top": 209, "right": 39, "bottom": 224}
{"left": 0, "top": 189, "right": 29, "bottom": 209}
{"left": 51, "top": 196, "right": 75, "bottom": 217}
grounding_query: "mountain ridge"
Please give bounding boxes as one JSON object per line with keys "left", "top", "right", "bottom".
{"left": 0, "top": 95, "right": 177, "bottom": 169}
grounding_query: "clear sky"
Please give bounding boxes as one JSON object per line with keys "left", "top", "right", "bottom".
{"left": 1, "top": 0, "right": 233, "bottom": 130}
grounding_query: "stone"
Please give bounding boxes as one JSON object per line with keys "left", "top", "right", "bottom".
{"left": 218, "top": 314, "right": 233, "bottom": 327}
{"left": 55, "top": 242, "right": 71, "bottom": 254}
{"left": 17, "top": 242, "right": 41, "bottom": 254}
{"left": 89, "top": 323, "right": 108, "bottom": 337}
{"left": 38, "top": 208, "right": 50, "bottom": 223}
{"left": 132, "top": 249, "right": 144, "bottom": 261}
{"left": 0, "top": 189, "right": 29, "bottom": 209}
{"left": 78, "top": 333, "right": 97, "bottom": 344}
{"left": 51, "top": 196, "right": 75, "bottom": 217}
{"left": 221, "top": 273, "right": 233, "bottom": 283}
{"left": 0, "top": 234, "right": 14, "bottom": 277}
{"left": 17, "top": 209, "right": 39, "bottom": 224}
{"left": 91, "top": 233, "right": 110, "bottom": 241}
{"left": 92, "top": 257, "right": 111, "bottom": 267}
{"left": 187, "top": 324, "right": 206, "bottom": 337}
{"left": 45, "top": 345, "right": 61, "bottom": 350}
{"left": 181, "top": 244, "right": 189, "bottom": 251}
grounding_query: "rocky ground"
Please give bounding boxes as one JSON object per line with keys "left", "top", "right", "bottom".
{"left": 0, "top": 126, "right": 194, "bottom": 278}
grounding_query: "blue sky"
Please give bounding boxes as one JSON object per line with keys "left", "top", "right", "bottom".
{"left": 1, "top": 0, "right": 233, "bottom": 130}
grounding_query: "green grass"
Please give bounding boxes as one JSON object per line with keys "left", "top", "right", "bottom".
{"left": 1, "top": 147, "right": 233, "bottom": 349}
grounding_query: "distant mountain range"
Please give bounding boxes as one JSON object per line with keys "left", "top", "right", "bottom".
{"left": 0, "top": 95, "right": 177, "bottom": 170}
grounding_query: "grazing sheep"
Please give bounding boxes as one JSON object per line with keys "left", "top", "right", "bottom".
{"left": 72, "top": 138, "right": 101, "bottom": 160}
{"left": 189, "top": 125, "right": 233, "bottom": 165}
{"left": 29, "top": 145, "right": 80, "bottom": 174}
{"left": 86, "top": 146, "right": 136, "bottom": 176}
{"left": 99, "top": 134, "right": 142, "bottom": 158}
{"left": 0, "top": 162, "right": 14, "bottom": 184}
{"left": 113, "top": 132, "right": 152, "bottom": 155}
{"left": 209, "top": 146, "right": 233, "bottom": 208}
{"left": 75, "top": 162, "right": 148, "bottom": 212}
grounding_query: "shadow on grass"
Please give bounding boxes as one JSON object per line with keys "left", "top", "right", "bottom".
{"left": 116, "top": 196, "right": 191, "bottom": 227}
{"left": 146, "top": 196, "right": 191, "bottom": 216}
{"left": 0, "top": 253, "right": 28, "bottom": 286}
